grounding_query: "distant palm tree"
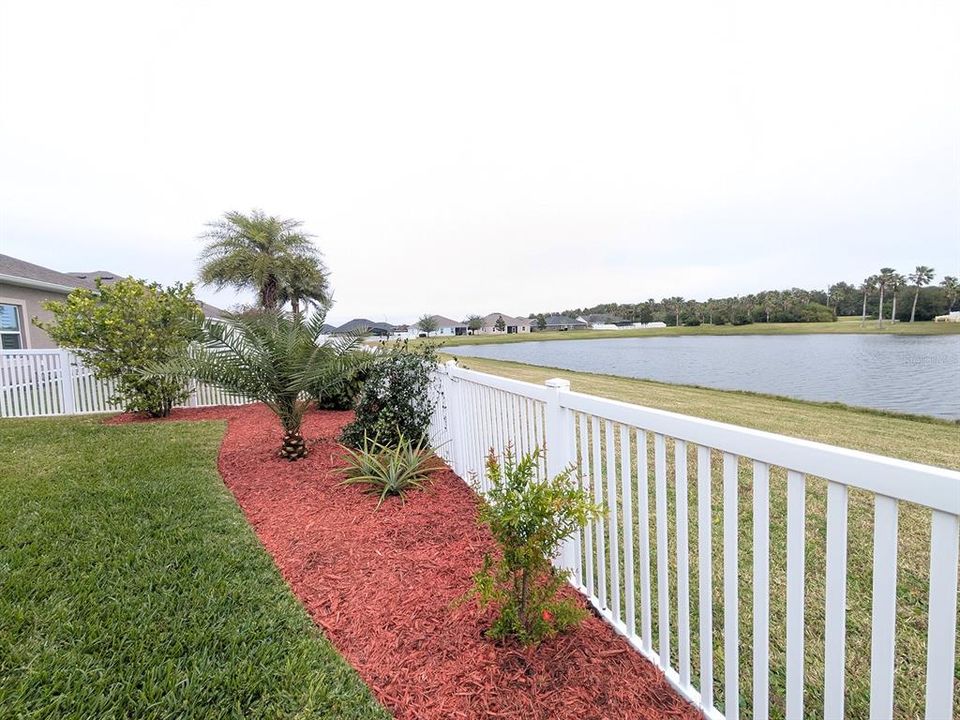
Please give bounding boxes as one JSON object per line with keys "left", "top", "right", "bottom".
{"left": 941, "top": 276, "right": 959, "bottom": 311}
{"left": 908, "top": 266, "right": 935, "bottom": 322}
{"left": 859, "top": 275, "right": 878, "bottom": 325}
{"left": 278, "top": 255, "right": 331, "bottom": 320}
{"left": 888, "top": 272, "right": 906, "bottom": 323}
{"left": 199, "top": 210, "right": 325, "bottom": 310}
{"left": 665, "top": 296, "right": 684, "bottom": 327}
{"left": 876, "top": 268, "right": 896, "bottom": 325}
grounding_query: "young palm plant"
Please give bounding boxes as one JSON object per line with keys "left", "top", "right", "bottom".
{"left": 150, "top": 309, "right": 368, "bottom": 459}
{"left": 340, "top": 435, "right": 443, "bottom": 509}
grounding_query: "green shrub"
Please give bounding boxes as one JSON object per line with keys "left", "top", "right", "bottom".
{"left": 315, "top": 367, "right": 368, "bottom": 410}
{"left": 340, "top": 342, "right": 438, "bottom": 448}
{"left": 468, "top": 446, "right": 604, "bottom": 645}
{"left": 340, "top": 435, "right": 442, "bottom": 509}
{"left": 38, "top": 278, "right": 200, "bottom": 417}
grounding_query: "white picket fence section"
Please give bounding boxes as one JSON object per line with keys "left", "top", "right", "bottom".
{"left": 430, "top": 361, "right": 960, "bottom": 720}
{"left": 0, "top": 349, "right": 251, "bottom": 417}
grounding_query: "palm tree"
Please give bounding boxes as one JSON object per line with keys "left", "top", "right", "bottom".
{"left": 278, "top": 255, "right": 331, "bottom": 320}
{"left": 941, "top": 276, "right": 959, "bottom": 311}
{"left": 888, "top": 272, "right": 906, "bottom": 323}
{"left": 876, "top": 268, "right": 896, "bottom": 325}
{"left": 150, "top": 310, "right": 368, "bottom": 460}
{"left": 198, "top": 210, "right": 325, "bottom": 310}
{"left": 665, "top": 296, "right": 684, "bottom": 327}
{"left": 908, "top": 266, "right": 935, "bottom": 322}
{"left": 860, "top": 275, "right": 878, "bottom": 325}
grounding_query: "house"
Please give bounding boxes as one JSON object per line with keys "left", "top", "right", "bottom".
{"left": 0, "top": 253, "right": 225, "bottom": 350}
{"left": 478, "top": 313, "right": 531, "bottom": 334}
{"left": 934, "top": 311, "right": 960, "bottom": 322}
{"left": 333, "top": 318, "right": 396, "bottom": 336}
{"left": 541, "top": 314, "right": 588, "bottom": 331}
{"left": 582, "top": 313, "right": 630, "bottom": 329}
{"left": 410, "top": 315, "right": 468, "bottom": 337}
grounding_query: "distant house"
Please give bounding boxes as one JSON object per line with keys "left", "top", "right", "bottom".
{"left": 478, "top": 313, "right": 531, "bottom": 334}
{"left": 934, "top": 311, "right": 960, "bottom": 323}
{"left": 333, "top": 318, "right": 395, "bottom": 336}
{"left": 0, "top": 253, "right": 224, "bottom": 350}
{"left": 582, "top": 313, "right": 631, "bottom": 329}
{"left": 541, "top": 315, "right": 587, "bottom": 331}
{"left": 410, "top": 315, "right": 468, "bottom": 337}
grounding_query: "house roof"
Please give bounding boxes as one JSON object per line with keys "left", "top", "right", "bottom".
{"left": 430, "top": 315, "right": 465, "bottom": 328}
{"left": 481, "top": 312, "right": 531, "bottom": 327}
{"left": 543, "top": 314, "right": 586, "bottom": 326}
{"left": 584, "top": 313, "right": 625, "bottom": 324}
{"left": 334, "top": 318, "right": 395, "bottom": 334}
{"left": 0, "top": 253, "right": 97, "bottom": 291}
{"left": 0, "top": 253, "right": 225, "bottom": 318}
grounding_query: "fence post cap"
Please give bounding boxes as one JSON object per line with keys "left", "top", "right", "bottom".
{"left": 544, "top": 377, "right": 570, "bottom": 390}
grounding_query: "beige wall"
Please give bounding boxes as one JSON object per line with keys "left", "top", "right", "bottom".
{"left": 0, "top": 283, "right": 70, "bottom": 349}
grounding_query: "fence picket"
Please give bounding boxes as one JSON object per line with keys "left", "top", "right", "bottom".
{"left": 621, "top": 424, "right": 636, "bottom": 638}
{"left": 605, "top": 420, "right": 621, "bottom": 624}
{"left": 786, "top": 470, "right": 806, "bottom": 720}
{"left": 697, "top": 445, "right": 714, "bottom": 711}
{"left": 824, "top": 481, "right": 849, "bottom": 720}
{"left": 675, "top": 439, "right": 691, "bottom": 689}
{"left": 654, "top": 432, "right": 670, "bottom": 669}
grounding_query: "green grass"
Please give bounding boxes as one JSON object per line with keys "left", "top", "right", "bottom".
{"left": 0, "top": 416, "right": 389, "bottom": 720}
{"left": 456, "top": 356, "right": 960, "bottom": 719}
{"left": 431, "top": 319, "right": 960, "bottom": 348}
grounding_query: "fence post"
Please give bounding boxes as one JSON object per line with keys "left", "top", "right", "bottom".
{"left": 544, "top": 377, "right": 577, "bottom": 573}
{"left": 58, "top": 350, "right": 77, "bottom": 415}
{"left": 443, "top": 360, "right": 464, "bottom": 474}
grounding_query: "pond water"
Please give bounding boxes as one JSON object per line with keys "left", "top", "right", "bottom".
{"left": 448, "top": 334, "right": 960, "bottom": 420}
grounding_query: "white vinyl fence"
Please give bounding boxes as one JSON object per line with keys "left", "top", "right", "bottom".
{"left": 0, "top": 350, "right": 251, "bottom": 417}
{"left": 430, "top": 361, "right": 959, "bottom": 720}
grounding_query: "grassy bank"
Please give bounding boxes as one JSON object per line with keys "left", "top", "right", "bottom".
{"left": 451, "top": 356, "right": 960, "bottom": 719}
{"left": 437, "top": 319, "right": 960, "bottom": 347}
{"left": 0, "top": 416, "right": 388, "bottom": 719}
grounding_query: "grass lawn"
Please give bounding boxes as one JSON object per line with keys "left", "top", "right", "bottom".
{"left": 452, "top": 356, "right": 960, "bottom": 719}
{"left": 433, "top": 319, "right": 960, "bottom": 348}
{"left": 0, "top": 416, "right": 389, "bottom": 719}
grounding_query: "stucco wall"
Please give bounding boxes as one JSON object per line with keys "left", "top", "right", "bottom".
{"left": 0, "top": 283, "right": 70, "bottom": 349}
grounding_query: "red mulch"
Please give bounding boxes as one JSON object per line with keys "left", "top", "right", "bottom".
{"left": 108, "top": 404, "right": 700, "bottom": 720}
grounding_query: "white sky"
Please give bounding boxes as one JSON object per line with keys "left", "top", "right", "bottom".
{"left": 1, "top": 1, "right": 957, "bottom": 326}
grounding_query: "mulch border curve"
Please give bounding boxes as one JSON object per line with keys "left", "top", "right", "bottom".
{"left": 107, "top": 404, "right": 701, "bottom": 720}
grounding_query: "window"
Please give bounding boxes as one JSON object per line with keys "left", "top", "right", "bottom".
{"left": 0, "top": 303, "right": 24, "bottom": 349}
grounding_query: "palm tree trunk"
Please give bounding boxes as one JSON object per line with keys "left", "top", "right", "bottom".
{"left": 861, "top": 292, "right": 867, "bottom": 325}
{"left": 877, "top": 288, "right": 885, "bottom": 326}
{"left": 261, "top": 276, "right": 279, "bottom": 310}
{"left": 910, "top": 288, "right": 920, "bottom": 322}
{"left": 279, "top": 429, "right": 307, "bottom": 460}
{"left": 891, "top": 293, "right": 898, "bottom": 323}
{"left": 291, "top": 296, "right": 301, "bottom": 321}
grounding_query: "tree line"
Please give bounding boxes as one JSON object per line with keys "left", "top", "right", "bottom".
{"left": 538, "top": 266, "right": 958, "bottom": 327}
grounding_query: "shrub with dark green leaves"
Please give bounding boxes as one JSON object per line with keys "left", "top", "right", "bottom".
{"left": 339, "top": 342, "right": 438, "bottom": 448}
{"left": 340, "top": 435, "right": 443, "bottom": 510}
{"left": 467, "top": 446, "right": 604, "bottom": 645}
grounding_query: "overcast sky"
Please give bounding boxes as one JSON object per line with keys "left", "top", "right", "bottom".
{"left": 1, "top": 1, "right": 957, "bottom": 325}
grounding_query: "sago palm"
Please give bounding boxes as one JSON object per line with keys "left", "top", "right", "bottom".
{"left": 198, "top": 210, "right": 325, "bottom": 310}
{"left": 152, "top": 310, "right": 369, "bottom": 460}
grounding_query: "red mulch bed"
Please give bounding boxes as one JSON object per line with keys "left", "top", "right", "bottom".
{"left": 109, "top": 404, "right": 700, "bottom": 720}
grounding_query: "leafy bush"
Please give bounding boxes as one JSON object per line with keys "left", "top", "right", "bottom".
{"left": 38, "top": 278, "right": 200, "bottom": 417}
{"left": 468, "top": 446, "right": 604, "bottom": 645}
{"left": 315, "top": 367, "right": 368, "bottom": 410}
{"left": 340, "top": 435, "right": 442, "bottom": 509}
{"left": 340, "top": 342, "right": 438, "bottom": 448}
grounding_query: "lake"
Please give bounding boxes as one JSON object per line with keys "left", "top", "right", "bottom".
{"left": 448, "top": 334, "right": 960, "bottom": 420}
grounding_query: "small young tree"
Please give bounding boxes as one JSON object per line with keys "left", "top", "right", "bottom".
{"left": 535, "top": 313, "right": 547, "bottom": 331}
{"left": 494, "top": 315, "right": 506, "bottom": 332}
{"left": 466, "top": 315, "right": 483, "bottom": 335}
{"left": 416, "top": 314, "right": 439, "bottom": 336}
{"left": 38, "top": 278, "right": 200, "bottom": 417}
{"left": 468, "top": 446, "right": 604, "bottom": 645}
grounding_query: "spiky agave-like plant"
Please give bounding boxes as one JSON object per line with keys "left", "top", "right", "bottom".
{"left": 151, "top": 309, "right": 369, "bottom": 460}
